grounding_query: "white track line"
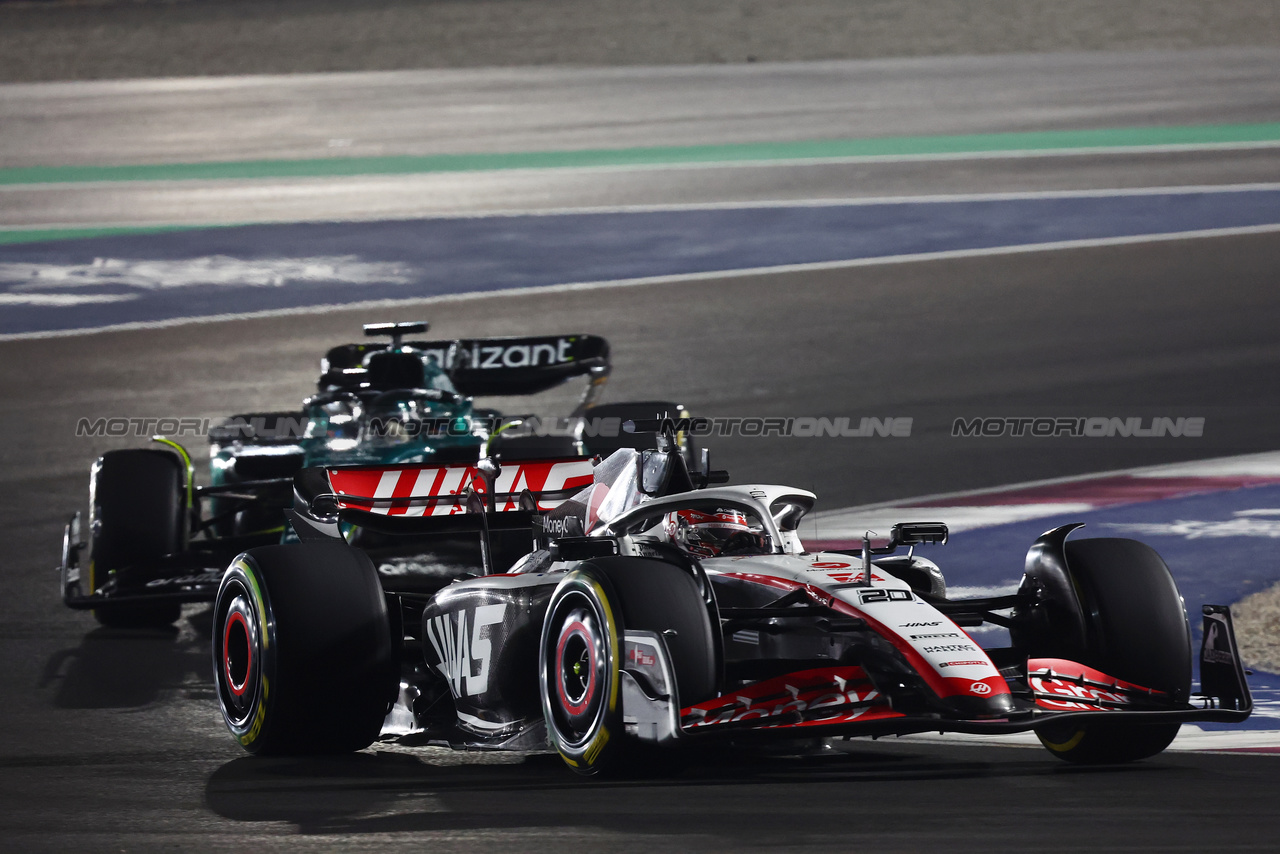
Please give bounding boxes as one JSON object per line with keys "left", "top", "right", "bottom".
{"left": 6, "top": 181, "right": 1280, "bottom": 228}
{"left": 4, "top": 222, "right": 1280, "bottom": 343}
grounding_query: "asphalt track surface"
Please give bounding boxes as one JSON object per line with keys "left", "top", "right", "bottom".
{"left": 4, "top": 49, "right": 1280, "bottom": 236}
{"left": 3, "top": 51, "right": 1280, "bottom": 851}
{"left": 6, "top": 49, "right": 1279, "bottom": 168}
{"left": 3, "top": 0, "right": 1279, "bottom": 82}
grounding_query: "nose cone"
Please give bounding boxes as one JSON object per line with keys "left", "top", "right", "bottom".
{"left": 937, "top": 675, "right": 1017, "bottom": 719}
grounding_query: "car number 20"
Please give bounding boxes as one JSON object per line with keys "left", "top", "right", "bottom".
{"left": 857, "top": 589, "right": 914, "bottom": 604}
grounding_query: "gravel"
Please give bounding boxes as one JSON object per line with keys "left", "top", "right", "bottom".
{"left": 1228, "top": 582, "right": 1280, "bottom": 674}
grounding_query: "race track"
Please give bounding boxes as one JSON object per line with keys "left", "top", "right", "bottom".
{"left": 2, "top": 48, "right": 1280, "bottom": 851}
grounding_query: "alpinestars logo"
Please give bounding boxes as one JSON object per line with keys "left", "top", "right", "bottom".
{"left": 1202, "top": 619, "right": 1237, "bottom": 666}
{"left": 425, "top": 604, "right": 508, "bottom": 697}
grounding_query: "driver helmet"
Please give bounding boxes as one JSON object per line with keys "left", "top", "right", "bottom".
{"left": 665, "top": 508, "right": 753, "bottom": 557}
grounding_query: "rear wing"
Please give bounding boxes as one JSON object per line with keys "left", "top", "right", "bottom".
{"left": 290, "top": 456, "right": 596, "bottom": 573}
{"left": 425, "top": 334, "right": 609, "bottom": 398}
{"left": 314, "top": 456, "right": 594, "bottom": 517}
{"left": 322, "top": 332, "right": 611, "bottom": 404}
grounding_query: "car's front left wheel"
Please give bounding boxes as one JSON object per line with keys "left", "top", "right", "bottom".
{"left": 539, "top": 557, "right": 718, "bottom": 776}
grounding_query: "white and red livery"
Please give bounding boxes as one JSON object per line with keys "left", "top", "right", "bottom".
{"left": 212, "top": 432, "right": 1254, "bottom": 773}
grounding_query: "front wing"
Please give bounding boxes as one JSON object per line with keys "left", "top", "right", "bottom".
{"left": 58, "top": 512, "right": 242, "bottom": 610}
{"left": 622, "top": 606, "right": 1252, "bottom": 745}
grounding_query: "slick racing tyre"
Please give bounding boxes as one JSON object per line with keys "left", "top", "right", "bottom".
{"left": 89, "top": 449, "right": 185, "bottom": 628}
{"left": 213, "top": 542, "right": 397, "bottom": 755}
{"left": 540, "top": 558, "right": 717, "bottom": 776}
{"left": 1035, "top": 538, "right": 1191, "bottom": 764}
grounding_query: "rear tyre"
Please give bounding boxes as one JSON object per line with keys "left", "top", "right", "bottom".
{"left": 89, "top": 449, "right": 185, "bottom": 628}
{"left": 540, "top": 558, "right": 717, "bottom": 776}
{"left": 212, "top": 542, "right": 397, "bottom": 755}
{"left": 1034, "top": 538, "right": 1190, "bottom": 764}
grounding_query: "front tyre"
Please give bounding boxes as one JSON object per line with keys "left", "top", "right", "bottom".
{"left": 540, "top": 567, "right": 624, "bottom": 775}
{"left": 1035, "top": 537, "right": 1189, "bottom": 764}
{"left": 1037, "top": 717, "right": 1183, "bottom": 764}
{"left": 89, "top": 449, "right": 185, "bottom": 628}
{"left": 539, "top": 558, "right": 718, "bottom": 776}
{"left": 213, "top": 542, "right": 397, "bottom": 755}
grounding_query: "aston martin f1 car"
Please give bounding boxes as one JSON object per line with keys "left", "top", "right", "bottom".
{"left": 57, "top": 322, "right": 692, "bottom": 627}
{"left": 208, "top": 426, "right": 1252, "bottom": 770}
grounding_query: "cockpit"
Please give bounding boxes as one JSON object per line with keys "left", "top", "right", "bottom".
{"left": 543, "top": 444, "right": 814, "bottom": 558}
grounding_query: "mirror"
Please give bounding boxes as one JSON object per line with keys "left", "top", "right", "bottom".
{"left": 890, "top": 522, "right": 949, "bottom": 546}
{"left": 638, "top": 449, "right": 671, "bottom": 495}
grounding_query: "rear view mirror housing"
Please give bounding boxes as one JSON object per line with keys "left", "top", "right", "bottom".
{"left": 890, "top": 522, "right": 949, "bottom": 547}
{"left": 557, "top": 537, "right": 620, "bottom": 561}
{"left": 638, "top": 449, "right": 671, "bottom": 495}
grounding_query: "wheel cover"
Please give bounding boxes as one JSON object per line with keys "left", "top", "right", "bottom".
{"left": 556, "top": 613, "right": 599, "bottom": 724}
{"left": 214, "top": 578, "right": 264, "bottom": 729}
{"left": 548, "top": 598, "right": 609, "bottom": 745}
{"left": 223, "top": 610, "right": 253, "bottom": 698}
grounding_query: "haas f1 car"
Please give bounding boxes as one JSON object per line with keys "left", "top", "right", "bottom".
{"left": 57, "top": 322, "right": 693, "bottom": 627}
{"left": 204, "top": 426, "right": 1249, "bottom": 770}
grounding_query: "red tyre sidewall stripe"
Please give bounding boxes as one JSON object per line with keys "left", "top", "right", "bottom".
{"left": 556, "top": 619, "right": 596, "bottom": 716}
{"left": 224, "top": 612, "right": 250, "bottom": 696}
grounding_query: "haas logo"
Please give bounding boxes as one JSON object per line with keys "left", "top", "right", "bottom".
{"left": 970, "top": 681, "right": 993, "bottom": 695}
{"left": 425, "top": 604, "right": 508, "bottom": 697}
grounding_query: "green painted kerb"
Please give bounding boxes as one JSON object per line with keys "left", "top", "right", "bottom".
{"left": 4, "top": 122, "right": 1279, "bottom": 186}
{"left": 0, "top": 225, "right": 208, "bottom": 245}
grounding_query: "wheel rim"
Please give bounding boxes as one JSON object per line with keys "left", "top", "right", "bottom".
{"left": 549, "top": 600, "right": 607, "bottom": 743}
{"left": 215, "top": 582, "right": 261, "bottom": 727}
{"left": 223, "top": 610, "right": 252, "bottom": 697}
{"left": 556, "top": 615, "right": 597, "bottom": 719}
